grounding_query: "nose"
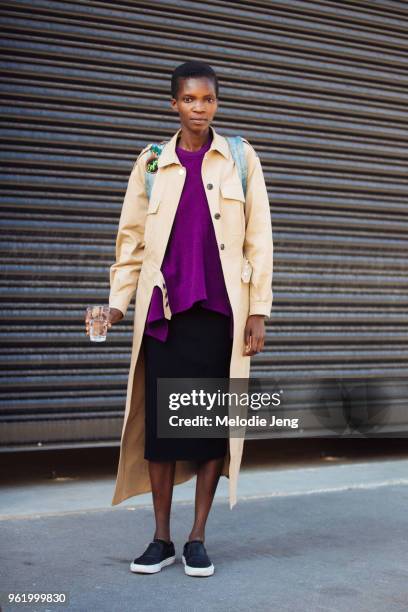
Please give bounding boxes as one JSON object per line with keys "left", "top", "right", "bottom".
{"left": 192, "top": 101, "right": 205, "bottom": 112}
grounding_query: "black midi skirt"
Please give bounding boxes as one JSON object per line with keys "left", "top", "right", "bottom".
{"left": 143, "top": 303, "right": 233, "bottom": 461}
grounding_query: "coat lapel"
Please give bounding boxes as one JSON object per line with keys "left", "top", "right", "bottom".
{"left": 157, "top": 125, "right": 231, "bottom": 169}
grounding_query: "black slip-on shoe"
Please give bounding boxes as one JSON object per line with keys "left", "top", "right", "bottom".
{"left": 130, "top": 538, "right": 176, "bottom": 574}
{"left": 182, "top": 540, "right": 215, "bottom": 577}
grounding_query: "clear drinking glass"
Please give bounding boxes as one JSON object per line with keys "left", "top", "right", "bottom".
{"left": 86, "top": 305, "right": 110, "bottom": 342}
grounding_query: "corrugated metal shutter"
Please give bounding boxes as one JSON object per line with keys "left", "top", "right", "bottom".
{"left": 1, "top": 0, "right": 407, "bottom": 450}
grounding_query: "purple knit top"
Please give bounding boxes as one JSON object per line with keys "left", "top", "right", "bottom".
{"left": 143, "top": 130, "right": 233, "bottom": 342}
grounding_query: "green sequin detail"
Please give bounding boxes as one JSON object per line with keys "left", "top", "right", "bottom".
{"left": 146, "top": 144, "right": 163, "bottom": 173}
{"left": 146, "top": 158, "right": 158, "bottom": 173}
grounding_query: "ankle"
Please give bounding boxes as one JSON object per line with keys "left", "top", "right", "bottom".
{"left": 188, "top": 534, "right": 204, "bottom": 543}
{"left": 154, "top": 534, "right": 171, "bottom": 543}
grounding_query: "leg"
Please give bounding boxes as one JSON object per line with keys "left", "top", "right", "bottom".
{"left": 188, "top": 455, "right": 225, "bottom": 542}
{"left": 148, "top": 460, "right": 176, "bottom": 543}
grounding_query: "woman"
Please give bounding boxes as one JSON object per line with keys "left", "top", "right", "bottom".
{"left": 85, "top": 60, "right": 273, "bottom": 577}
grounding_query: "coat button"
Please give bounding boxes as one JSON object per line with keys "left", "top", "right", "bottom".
{"left": 220, "top": 243, "right": 225, "bottom": 250}
{"left": 207, "top": 183, "right": 213, "bottom": 190}
{"left": 214, "top": 212, "right": 221, "bottom": 219}
{"left": 179, "top": 168, "right": 185, "bottom": 175}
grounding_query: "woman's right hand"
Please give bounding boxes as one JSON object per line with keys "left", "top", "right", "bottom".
{"left": 108, "top": 307, "right": 124, "bottom": 329}
{"left": 84, "top": 307, "right": 124, "bottom": 337}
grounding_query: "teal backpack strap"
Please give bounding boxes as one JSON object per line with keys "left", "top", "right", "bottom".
{"left": 145, "top": 142, "right": 167, "bottom": 201}
{"left": 225, "top": 135, "right": 248, "bottom": 199}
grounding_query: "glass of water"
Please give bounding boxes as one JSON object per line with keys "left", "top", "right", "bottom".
{"left": 86, "top": 305, "right": 110, "bottom": 342}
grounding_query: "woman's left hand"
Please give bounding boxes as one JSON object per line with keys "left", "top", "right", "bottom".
{"left": 243, "top": 315, "right": 266, "bottom": 356}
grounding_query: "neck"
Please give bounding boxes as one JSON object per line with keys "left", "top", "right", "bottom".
{"left": 177, "top": 126, "right": 211, "bottom": 151}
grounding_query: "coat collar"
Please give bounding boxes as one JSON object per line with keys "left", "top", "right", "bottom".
{"left": 157, "top": 125, "right": 230, "bottom": 168}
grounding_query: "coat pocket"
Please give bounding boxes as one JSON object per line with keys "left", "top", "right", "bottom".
{"left": 144, "top": 196, "right": 162, "bottom": 246}
{"left": 220, "top": 180, "right": 245, "bottom": 203}
{"left": 147, "top": 173, "right": 164, "bottom": 213}
{"left": 146, "top": 197, "right": 161, "bottom": 215}
{"left": 220, "top": 180, "right": 246, "bottom": 235}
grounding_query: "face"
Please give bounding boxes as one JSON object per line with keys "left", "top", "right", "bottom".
{"left": 170, "top": 77, "right": 218, "bottom": 132}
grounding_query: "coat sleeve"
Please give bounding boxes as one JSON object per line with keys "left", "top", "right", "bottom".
{"left": 242, "top": 140, "right": 274, "bottom": 318}
{"left": 108, "top": 145, "right": 151, "bottom": 317}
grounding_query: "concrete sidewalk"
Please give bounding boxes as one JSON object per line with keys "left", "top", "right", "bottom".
{"left": 1, "top": 459, "right": 408, "bottom": 612}
{"left": 1, "top": 456, "right": 408, "bottom": 519}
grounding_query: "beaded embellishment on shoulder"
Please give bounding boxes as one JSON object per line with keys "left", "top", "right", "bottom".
{"left": 145, "top": 144, "right": 163, "bottom": 174}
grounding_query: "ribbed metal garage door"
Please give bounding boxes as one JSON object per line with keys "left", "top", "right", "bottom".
{"left": 1, "top": 0, "right": 407, "bottom": 449}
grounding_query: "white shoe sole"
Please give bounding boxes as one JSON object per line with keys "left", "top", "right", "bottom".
{"left": 130, "top": 555, "right": 176, "bottom": 574}
{"left": 182, "top": 555, "right": 215, "bottom": 577}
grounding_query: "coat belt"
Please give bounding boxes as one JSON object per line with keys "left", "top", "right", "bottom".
{"left": 140, "top": 265, "right": 172, "bottom": 321}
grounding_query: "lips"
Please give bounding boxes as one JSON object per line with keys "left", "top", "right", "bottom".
{"left": 191, "top": 118, "right": 207, "bottom": 122}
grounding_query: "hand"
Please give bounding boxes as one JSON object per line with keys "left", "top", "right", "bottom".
{"left": 243, "top": 315, "right": 265, "bottom": 356}
{"left": 84, "top": 307, "right": 123, "bottom": 337}
{"left": 108, "top": 307, "right": 124, "bottom": 327}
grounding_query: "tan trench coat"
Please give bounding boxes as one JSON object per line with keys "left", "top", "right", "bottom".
{"left": 108, "top": 125, "right": 273, "bottom": 510}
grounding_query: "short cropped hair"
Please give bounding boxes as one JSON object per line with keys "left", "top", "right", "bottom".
{"left": 171, "top": 60, "right": 219, "bottom": 99}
